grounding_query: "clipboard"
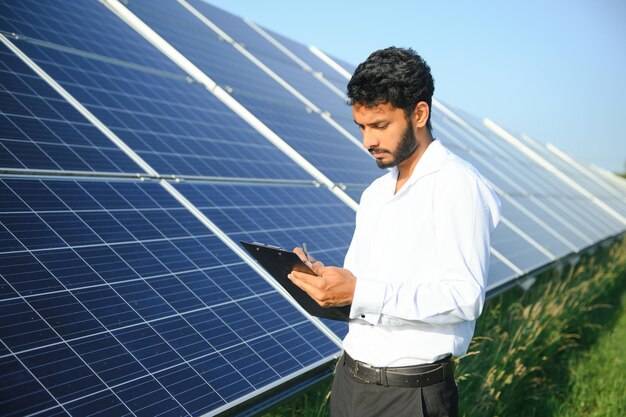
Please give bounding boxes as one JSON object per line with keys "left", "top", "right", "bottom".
{"left": 240, "top": 241, "right": 351, "bottom": 321}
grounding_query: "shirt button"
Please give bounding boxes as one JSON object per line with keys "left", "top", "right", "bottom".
{"left": 360, "top": 314, "right": 366, "bottom": 318}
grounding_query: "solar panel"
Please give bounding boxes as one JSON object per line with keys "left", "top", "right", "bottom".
{"left": 591, "top": 165, "right": 626, "bottom": 193}
{"left": 0, "top": 177, "right": 340, "bottom": 416}
{"left": 174, "top": 181, "right": 356, "bottom": 338}
{"left": 261, "top": 28, "right": 354, "bottom": 94}
{"left": 1, "top": 0, "right": 314, "bottom": 181}
{"left": 184, "top": 0, "right": 361, "bottom": 137}
{"left": 0, "top": 43, "right": 141, "bottom": 174}
{"left": 489, "top": 220, "right": 552, "bottom": 271}
{"left": 342, "top": 186, "right": 367, "bottom": 203}
{"left": 519, "top": 134, "right": 626, "bottom": 220}
{"left": 122, "top": 0, "right": 379, "bottom": 186}
{"left": 0, "top": 0, "right": 184, "bottom": 75}
{"left": 453, "top": 109, "right": 625, "bottom": 239}
{"left": 485, "top": 254, "right": 519, "bottom": 293}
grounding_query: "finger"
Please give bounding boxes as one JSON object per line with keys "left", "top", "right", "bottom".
{"left": 310, "top": 261, "right": 325, "bottom": 275}
{"left": 292, "top": 247, "right": 308, "bottom": 263}
{"left": 290, "top": 270, "right": 322, "bottom": 288}
{"left": 294, "top": 246, "right": 318, "bottom": 263}
{"left": 316, "top": 266, "right": 333, "bottom": 277}
{"left": 288, "top": 273, "right": 324, "bottom": 301}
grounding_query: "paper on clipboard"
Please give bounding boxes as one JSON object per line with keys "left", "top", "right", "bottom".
{"left": 240, "top": 241, "right": 351, "bottom": 321}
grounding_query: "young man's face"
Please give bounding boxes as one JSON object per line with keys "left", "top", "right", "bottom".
{"left": 352, "top": 102, "right": 417, "bottom": 169}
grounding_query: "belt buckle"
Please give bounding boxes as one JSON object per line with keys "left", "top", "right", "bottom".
{"left": 352, "top": 360, "right": 369, "bottom": 384}
{"left": 351, "top": 358, "right": 365, "bottom": 382}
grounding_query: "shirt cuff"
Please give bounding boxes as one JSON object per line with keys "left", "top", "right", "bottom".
{"left": 349, "top": 276, "right": 386, "bottom": 325}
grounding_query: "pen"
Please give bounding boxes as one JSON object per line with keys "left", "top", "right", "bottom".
{"left": 302, "top": 242, "right": 312, "bottom": 265}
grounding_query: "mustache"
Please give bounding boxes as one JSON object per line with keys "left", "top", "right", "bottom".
{"left": 368, "top": 147, "right": 389, "bottom": 154}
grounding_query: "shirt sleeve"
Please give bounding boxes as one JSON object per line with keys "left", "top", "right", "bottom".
{"left": 349, "top": 163, "right": 501, "bottom": 326}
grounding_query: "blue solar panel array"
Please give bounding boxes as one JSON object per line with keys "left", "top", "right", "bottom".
{"left": 123, "top": 0, "right": 380, "bottom": 187}
{"left": 182, "top": 0, "right": 360, "bottom": 136}
{"left": 262, "top": 28, "right": 353, "bottom": 94}
{"left": 431, "top": 103, "right": 625, "bottom": 289}
{"left": 447, "top": 106, "right": 625, "bottom": 236}
{"left": 1, "top": 0, "right": 624, "bottom": 416}
{"left": 1, "top": 0, "right": 312, "bottom": 181}
{"left": 517, "top": 133, "right": 626, "bottom": 219}
{"left": 0, "top": 178, "right": 339, "bottom": 416}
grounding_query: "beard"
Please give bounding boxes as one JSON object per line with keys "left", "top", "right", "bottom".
{"left": 372, "top": 120, "right": 418, "bottom": 169}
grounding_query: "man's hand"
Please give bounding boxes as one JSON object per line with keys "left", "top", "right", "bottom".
{"left": 290, "top": 247, "right": 356, "bottom": 308}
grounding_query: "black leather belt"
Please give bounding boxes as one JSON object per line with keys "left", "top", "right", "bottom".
{"left": 342, "top": 353, "right": 454, "bottom": 388}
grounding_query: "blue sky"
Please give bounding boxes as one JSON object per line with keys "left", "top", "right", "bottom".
{"left": 207, "top": 0, "right": 626, "bottom": 173}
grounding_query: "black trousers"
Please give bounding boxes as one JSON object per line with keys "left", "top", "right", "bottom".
{"left": 330, "top": 355, "right": 458, "bottom": 417}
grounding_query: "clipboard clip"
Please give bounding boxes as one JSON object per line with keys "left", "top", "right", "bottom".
{"left": 251, "top": 241, "right": 283, "bottom": 251}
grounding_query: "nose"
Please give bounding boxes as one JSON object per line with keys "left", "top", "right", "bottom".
{"left": 361, "top": 128, "right": 378, "bottom": 150}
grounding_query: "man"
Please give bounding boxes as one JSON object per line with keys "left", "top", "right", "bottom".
{"left": 289, "top": 47, "right": 501, "bottom": 417}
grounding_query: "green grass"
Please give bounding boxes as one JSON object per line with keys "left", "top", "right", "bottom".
{"left": 551, "top": 289, "right": 626, "bottom": 417}
{"left": 457, "top": 237, "right": 626, "bottom": 417}
{"left": 264, "top": 378, "right": 333, "bottom": 417}
{"left": 262, "top": 237, "right": 626, "bottom": 417}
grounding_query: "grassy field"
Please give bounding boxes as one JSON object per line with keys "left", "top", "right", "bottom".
{"left": 262, "top": 236, "right": 626, "bottom": 417}
{"left": 457, "top": 237, "right": 626, "bottom": 417}
{"left": 551, "top": 289, "right": 626, "bottom": 416}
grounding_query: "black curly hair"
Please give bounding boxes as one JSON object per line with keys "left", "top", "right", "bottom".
{"left": 347, "top": 47, "right": 435, "bottom": 131}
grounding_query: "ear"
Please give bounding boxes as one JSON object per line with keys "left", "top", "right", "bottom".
{"left": 411, "top": 101, "right": 430, "bottom": 128}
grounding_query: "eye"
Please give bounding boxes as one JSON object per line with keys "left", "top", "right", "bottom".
{"left": 375, "top": 124, "right": 389, "bottom": 130}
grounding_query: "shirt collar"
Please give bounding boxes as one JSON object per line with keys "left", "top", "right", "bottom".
{"left": 387, "top": 139, "right": 450, "bottom": 195}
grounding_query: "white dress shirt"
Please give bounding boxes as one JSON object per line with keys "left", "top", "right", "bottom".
{"left": 343, "top": 139, "right": 501, "bottom": 367}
